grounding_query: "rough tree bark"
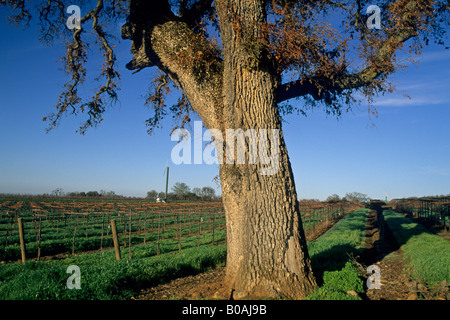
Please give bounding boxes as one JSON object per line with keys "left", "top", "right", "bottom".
{"left": 2, "top": 0, "right": 446, "bottom": 300}
{"left": 215, "top": 0, "right": 317, "bottom": 299}
{"left": 143, "top": 0, "right": 317, "bottom": 299}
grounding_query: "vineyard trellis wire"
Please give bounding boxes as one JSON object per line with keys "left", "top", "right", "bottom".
{"left": 0, "top": 200, "right": 226, "bottom": 262}
{"left": 0, "top": 199, "right": 362, "bottom": 263}
{"left": 393, "top": 196, "right": 450, "bottom": 230}
{"left": 299, "top": 200, "right": 364, "bottom": 235}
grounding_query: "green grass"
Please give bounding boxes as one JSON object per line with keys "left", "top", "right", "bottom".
{"left": 305, "top": 262, "right": 364, "bottom": 300}
{"left": 306, "top": 208, "right": 370, "bottom": 300}
{"left": 1, "top": 210, "right": 226, "bottom": 261}
{"left": 383, "top": 210, "right": 450, "bottom": 286}
{"left": 0, "top": 209, "right": 227, "bottom": 300}
{"left": 0, "top": 208, "right": 369, "bottom": 300}
{"left": 0, "top": 244, "right": 227, "bottom": 300}
{"left": 308, "top": 209, "right": 369, "bottom": 277}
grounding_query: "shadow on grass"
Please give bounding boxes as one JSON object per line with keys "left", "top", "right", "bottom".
{"left": 306, "top": 209, "right": 370, "bottom": 285}
{"left": 382, "top": 210, "right": 450, "bottom": 285}
{"left": 368, "top": 202, "right": 431, "bottom": 252}
{"left": 310, "top": 244, "right": 364, "bottom": 286}
{"left": 382, "top": 214, "right": 432, "bottom": 246}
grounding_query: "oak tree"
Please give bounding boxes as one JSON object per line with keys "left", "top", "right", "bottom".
{"left": 2, "top": 0, "right": 448, "bottom": 299}
{"left": 172, "top": 181, "right": 191, "bottom": 196}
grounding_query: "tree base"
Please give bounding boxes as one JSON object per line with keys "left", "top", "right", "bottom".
{"left": 223, "top": 268, "right": 317, "bottom": 300}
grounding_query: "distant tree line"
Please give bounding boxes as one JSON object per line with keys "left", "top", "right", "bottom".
{"left": 0, "top": 185, "right": 222, "bottom": 201}
{"left": 65, "top": 190, "right": 119, "bottom": 198}
{"left": 0, "top": 189, "right": 134, "bottom": 200}
{"left": 146, "top": 182, "right": 221, "bottom": 202}
{"left": 52, "top": 188, "right": 130, "bottom": 199}
{"left": 325, "top": 192, "right": 371, "bottom": 205}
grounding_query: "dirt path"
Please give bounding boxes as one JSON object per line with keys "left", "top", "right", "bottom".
{"left": 359, "top": 209, "right": 412, "bottom": 300}
{"left": 361, "top": 210, "right": 449, "bottom": 300}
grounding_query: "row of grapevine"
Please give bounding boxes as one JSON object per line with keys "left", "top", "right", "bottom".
{"left": 393, "top": 196, "right": 450, "bottom": 229}
{"left": 0, "top": 199, "right": 363, "bottom": 263}
{"left": 299, "top": 200, "right": 364, "bottom": 232}
{"left": 0, "top": 201, "right": 226, "bottom": 262}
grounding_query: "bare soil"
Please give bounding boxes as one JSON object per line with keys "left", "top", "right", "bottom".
{"left": 359, "top": 209, "right": 413, "bottom": 300}
{"left": 361, "top": 210, "right": 449, "bottom": 300}
{"left": 135, "top": 266, "right": 228, "bottom": 300}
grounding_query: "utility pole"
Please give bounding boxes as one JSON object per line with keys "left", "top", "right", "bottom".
{"left": 164, "top": 165, "right": 169, "bottom": 202}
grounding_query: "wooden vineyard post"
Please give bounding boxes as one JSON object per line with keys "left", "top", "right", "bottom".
{"left": 100, "top": 214, "right": 105, "bottom": 252}
{"left": 212, "top": 213, "right": 216, "bottom": 246}
{"left": 17, "top": 217, "right": 26, "bottom": 263}
{"left": 210, "top": 211, "right": 213, "bottom": 233}
{"left": 37, "top": 217, "right": 42, "bottom": 260}
{"left": 177, "top": 216, "right": 181, "bottom": 253}
{"left": 197, "top": 214, "right": 202, "bottom": 247}
{"left": 157, "top": 213, "right": 161, "bottom": 256}
{"left": 72, "top": 216, "right": 79, "bottom": 256}
{"left": 111, "top": 219, "right": 121, "bottom": 261}
{"left": 128, "top": 214, "right": 132, "bottom": 260}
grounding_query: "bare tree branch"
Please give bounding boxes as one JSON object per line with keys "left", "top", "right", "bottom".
{"left": 1, "top": 0, "right": 31, "bottom": 26}
{"left": 44, "top": 0, "right": 121, "bottom": 134}
{"left": 276, "top": 0, "right": 449, "bottom": 105}
{"left": 277, "top": 28, "right": 417, "bottom": 103}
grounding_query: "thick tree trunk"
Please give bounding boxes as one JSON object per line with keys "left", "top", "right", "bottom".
{"left": 215, "top": 0, "right": 316, "bottom": 299}
{"left": 216, "top": 49, "right": 317, "bottom": 299}
{"left": 149, "top": 0, "right": 317, "bottom": 299}
{"left": 220, "top": 139, "right": 317, "bottom": 299}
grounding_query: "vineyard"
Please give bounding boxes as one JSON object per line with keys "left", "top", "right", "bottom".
{"left": 393, "top": 196, "right": 450, "bottom": 229}
{"left": 0, "top": 199, "right": 362, "bottom": 263}
{"left": 0, "top": 198, "right": 364, "bottom": 300}
{"left": 0, "top": 197, "right": 448, "bottom": 301}
{"left": 0, "top": 200, "right": 227, "bottom": 262}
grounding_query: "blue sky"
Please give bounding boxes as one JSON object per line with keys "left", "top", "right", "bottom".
{"left": 0, "top": 7, "right": 449, "bottom": 200}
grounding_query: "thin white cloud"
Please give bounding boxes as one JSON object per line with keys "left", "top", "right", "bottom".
{"left": 397, "top": 80, "right": 450, "bottom": 92}
{"left": 416, "top": 50, "right": 450, "bottom": 63}
{"left": 373, "top": 97, "right": 447, "bottom": 107}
